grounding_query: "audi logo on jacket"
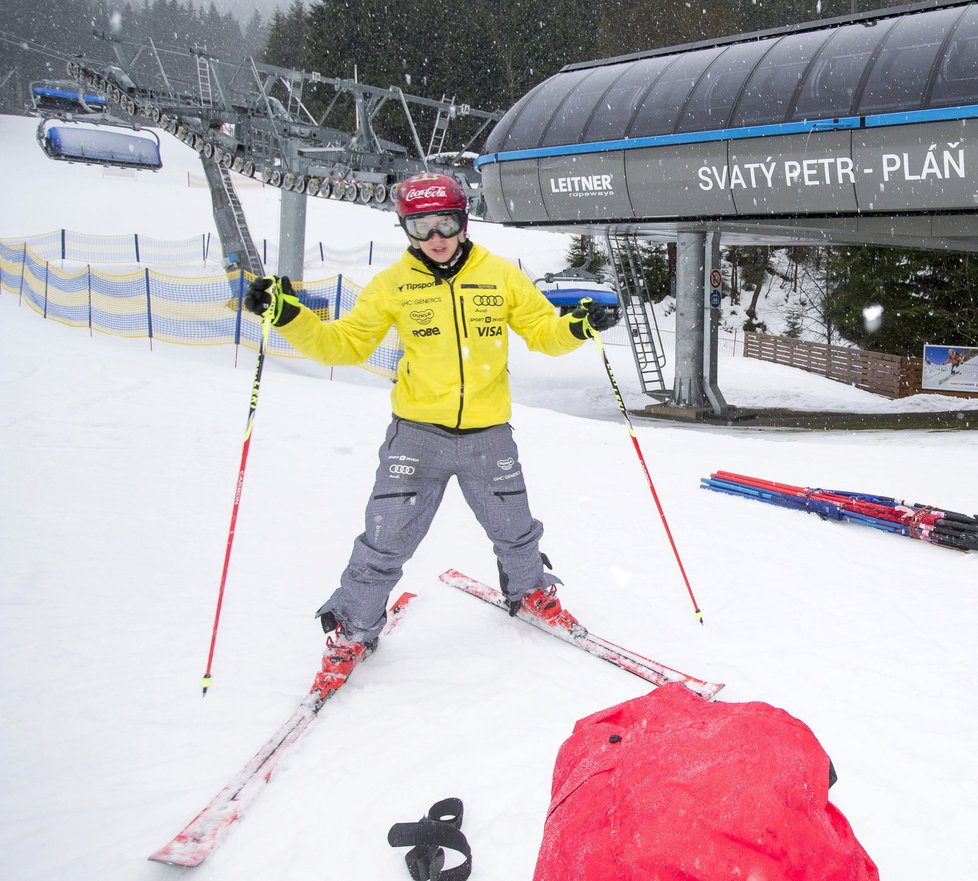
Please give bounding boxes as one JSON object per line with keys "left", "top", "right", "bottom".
{"left": 277, "top": 243, "right": 584, "bottom": 429}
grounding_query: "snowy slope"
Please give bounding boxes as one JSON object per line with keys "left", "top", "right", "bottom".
{"left": 2, "top": 114, "right": 977, "bottom": 881}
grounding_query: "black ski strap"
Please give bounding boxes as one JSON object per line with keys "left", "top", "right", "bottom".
{"left": 387, "top": 797, "right": 472, "bottom": 881}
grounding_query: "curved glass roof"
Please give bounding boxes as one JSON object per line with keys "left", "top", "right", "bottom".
{"left": 483, "top": 2, "right": 978, "bottom": 156}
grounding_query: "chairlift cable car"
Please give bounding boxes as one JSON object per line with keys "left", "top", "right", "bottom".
{"left": 30, "top": 80, "right": 108, "bottom": 116}
{"left": 36, "top": 117, "right": 163, "bottom": 171}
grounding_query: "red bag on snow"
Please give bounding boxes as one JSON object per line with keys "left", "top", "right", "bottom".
{"left": 533, "top": 682, "right": 878, "bottom": 881}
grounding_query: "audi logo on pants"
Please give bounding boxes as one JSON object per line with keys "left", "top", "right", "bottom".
{"left": 389, "top": 463, "right": 416, "bottom": 475}
{"left": 472, "top": 295, "right": 503, "bottom": 306}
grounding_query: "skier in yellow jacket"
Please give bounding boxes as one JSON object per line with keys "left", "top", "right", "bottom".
{"left": 245, "top": 172, "right": 616, "bottom": 655}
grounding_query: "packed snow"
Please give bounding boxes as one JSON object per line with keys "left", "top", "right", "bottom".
{"left": 2, "top": 114, "right": 976, "bottom": 881}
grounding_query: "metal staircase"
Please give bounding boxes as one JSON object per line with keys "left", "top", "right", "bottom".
{"left": 195, "top": 50, "right": 214, "bottom": 108}
{"left": 220, "top": 162, "right": 263, "bottom": 274}
{"left": 427, "top": 94, "right": 455, "bottom": 157}
{"left": 605, "top": 231, "right": 670, "bottom": 400}
{"left": 201, "top": 156, "right": 263, "bottom": 274}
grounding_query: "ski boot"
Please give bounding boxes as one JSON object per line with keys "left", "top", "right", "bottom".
{"left": 508, "top": 585, "right": 584, "bottom": 635}
{"left": 311, "top": 612, "right": 379, "bottom": 700}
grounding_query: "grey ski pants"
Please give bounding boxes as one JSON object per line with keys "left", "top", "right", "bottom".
{"left": 320, "top": 416, "right": 549, "bottom": 641}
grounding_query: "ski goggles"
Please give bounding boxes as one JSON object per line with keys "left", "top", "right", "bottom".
{"left": 402, "top": 211, "right": 465, "bottom": 241}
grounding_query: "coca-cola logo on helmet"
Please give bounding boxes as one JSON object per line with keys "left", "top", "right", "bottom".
{"left": 404, "top": 185, "right": 448, "bottom": 201}
{"left": 396, "top": 172, "right": 467, "bottom": 217}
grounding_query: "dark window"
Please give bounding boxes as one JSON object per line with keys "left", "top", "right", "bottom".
{"left": 542, "top": 63, "right": 634, "bottom": 147}
{"left": 791, "top": 20, "right": 896, "bottom": 120}
{"left": 483, "top": 84, "right": 545, "bottom": 154}
{"left": 500, "top": 69, "right": 594, "bottom": 151}
{"left": 929, "top": 4, "right": 978, "bottom": 107}
{"left": 859, "top": 7, "right": 965, "bottom": 114}
{"left": 731, "top": 30, "right": 833, "bottom": 126}
{"left": 583, "top": 55, "right": 677, "bottom": 142}
{"left": 676, "top": 40, "right": 773, "bottom": 133}
{"left": 628, "top": 46, "right": 725, "bottom": 136}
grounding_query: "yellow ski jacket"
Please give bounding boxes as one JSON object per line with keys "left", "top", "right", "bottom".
{"left": 278, "top": 243, "right": 585, "bottom": 429}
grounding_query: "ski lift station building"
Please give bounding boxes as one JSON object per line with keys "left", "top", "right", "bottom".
{"left": 478, "top": 0, "right": 978, "bottom": 250}
{"left": 475, "top": 0, "right": 978, "bottom": 411}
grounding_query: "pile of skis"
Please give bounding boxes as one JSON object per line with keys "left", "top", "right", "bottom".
{"left": 701, "top": 471, "right": 978, "bottom": 551}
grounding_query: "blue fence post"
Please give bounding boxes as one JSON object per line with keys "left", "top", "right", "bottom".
{"left": 18, "top": 243, "right": 26, "bottom": 306}
{"left": 235, "top": 269, "right": 245, "bottom": 345}
{"left": 328, "top": 274, "right": 344, "bottom": 382}
{"left": 319, "top": 241, "right": 324, "bottom": 264}
{"left": 234, "top": 269, "right": 244, "bottom": 367}
{"left": 87, "top": 265, "right": 93, "bottom": 336}
{"left": 134, "top": 233, "right": 141, "bottom": 263}
{"left": 369, "top": 241, "right": 374, "bottom": 265}
{"left": 60, "top": 229, "right": 66, "bottom": 261}
{"left": 144, "top": 268, "right": 154, "bottom": 351}
{"left": 43, "top": 260, "right": 49, "bottom": 318}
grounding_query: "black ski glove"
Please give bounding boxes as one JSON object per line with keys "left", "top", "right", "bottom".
{"left": 243, "top": 275, "right": 300, "bottom": 327}
{"left": 569, "top": 297, "right": 618, "bottom": 339}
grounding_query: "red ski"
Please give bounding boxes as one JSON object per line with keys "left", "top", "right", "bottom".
{"left": 439, "top": 570, "right": 723, "bottom": 699}
{"left": 149, "top": 591, "right": 417, "bottom": 867}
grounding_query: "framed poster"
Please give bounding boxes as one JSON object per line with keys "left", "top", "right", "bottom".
{"left": 922, "top": 344, "right": 978, "bottom": 392}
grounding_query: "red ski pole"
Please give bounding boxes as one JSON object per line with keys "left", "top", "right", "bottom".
{"left": 201, "top": 303, "right": 274, "bottom": 695}
{"left": 588, "top": 305, "right": 704, "bottom": 624}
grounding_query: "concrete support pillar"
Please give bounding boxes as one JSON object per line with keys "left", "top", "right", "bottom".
{"left": 672, "top": 231, "right": 706, "bottom": 407}
{"left": 277, "top": 187, "right": 307, "bottom": 282}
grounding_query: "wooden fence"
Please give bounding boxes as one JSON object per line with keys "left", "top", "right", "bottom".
{"left": 742, "top": 333, "right": 976, "bottom": 400}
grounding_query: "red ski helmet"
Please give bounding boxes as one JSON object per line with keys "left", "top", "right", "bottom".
{"left": 395, "top": 172, "right": 468, "bottom": 220}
